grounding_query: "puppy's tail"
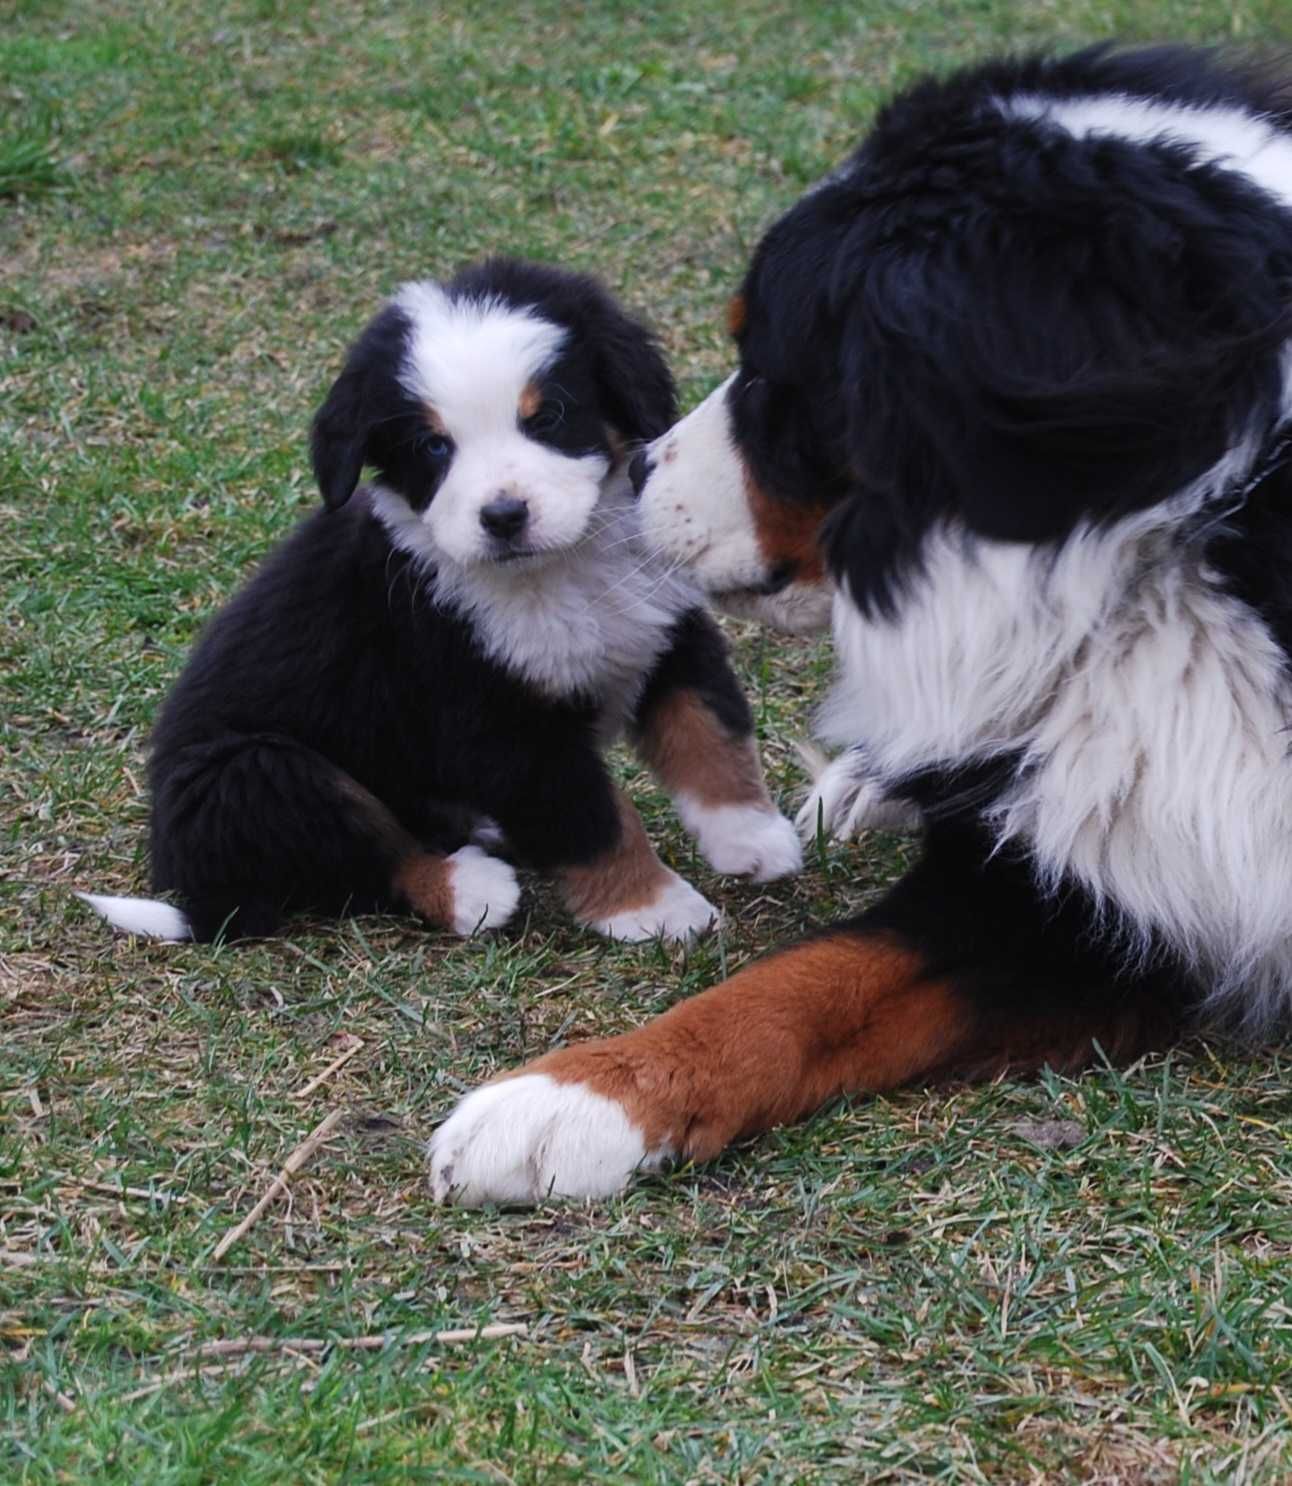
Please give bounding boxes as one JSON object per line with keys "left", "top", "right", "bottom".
{"left": 76, "top": 892, "right": 192, "bottom": 941}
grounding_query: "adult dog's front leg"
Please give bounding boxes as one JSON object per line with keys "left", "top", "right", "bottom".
{"left": 427, "top": 931, "right": 961, "bottom": 1205}
{"left": 429, "top": 823, "right": 1189, "bottom": 1204}
{"left": 632, "top": 608, "right": 801, "bottom": 881}
{"left": 794, "top": 744, "right": 923, "bottom": 842}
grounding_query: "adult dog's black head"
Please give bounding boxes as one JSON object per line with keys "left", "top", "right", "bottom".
{"left": 636, "top": 45, "right": 1292, "bottom": 626}
{"left": 311, "top": 257, "right": 675, "bottom": 568}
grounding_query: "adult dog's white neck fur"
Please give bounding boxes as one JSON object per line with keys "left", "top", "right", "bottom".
{"left": 821, "top": 441, "right": 1292, "bottom": 1026}
{"left": 1000, "top": 92, "right": 1292, "bottom": 209}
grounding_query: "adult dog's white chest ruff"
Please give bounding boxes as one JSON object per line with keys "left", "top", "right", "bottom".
{"left": 820, "top": 492, "right": 1292, "bottom": 1025}
{"left": 433, "top": 496, "right": 696, "bottom": 717}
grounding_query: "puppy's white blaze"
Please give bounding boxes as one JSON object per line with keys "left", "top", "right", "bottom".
{"left": 592, "top": 872, "right": 718, "bottom": 943}
{"left": 387, "top": 286, "right": 613, "bottom": 568}
{"left": 394, "top": 283, "right": 567, "bottom": 424}
{"left": 1002, "top": 93, "right": 1292, "bottom": 209}
{"left": 445, "top": 845, "right": 520, "bottom": 935}
{"left": 428, "top": 1073, "right": 669, "bottom": 1206}
{"left": 76, "top": 892, "right": 192, "bottom": 941}
{"left": 674, "top": 799, "right": 803, "bottom": 881}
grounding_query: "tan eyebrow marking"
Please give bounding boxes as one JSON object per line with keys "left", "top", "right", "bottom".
{"left": 518, "top": 382, "right": 543, "bottom": 421}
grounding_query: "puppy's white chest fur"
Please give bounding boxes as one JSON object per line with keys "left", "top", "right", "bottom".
{"left": 433, "top": 491, "right": 696, "bottom": 723}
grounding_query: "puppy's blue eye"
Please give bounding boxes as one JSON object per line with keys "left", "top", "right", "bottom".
{"left": 419, "top": 433, "right": 451, "bottom": 459}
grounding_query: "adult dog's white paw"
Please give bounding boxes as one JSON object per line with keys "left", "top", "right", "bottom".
{"left": 795, "top": 748, "right": 921, "bottom": 843}
{"left": 446, "top": 846, "right": 521, "bottom": 935}
{"left": 591, "top": 872, "right": 718, "bottom": 943}
{"left": 428, "top": 1074, "right": 670, "bottom": 1206}
{"left": 678, "top": 800, "right": 803, "bottom": 881}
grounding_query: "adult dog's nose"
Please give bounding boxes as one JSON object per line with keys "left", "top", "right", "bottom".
{"left": 627, "top": 450, "right": 654, "bottom": 498}
{"left": 479, "top": 495, "right": 529, "bottom": 540}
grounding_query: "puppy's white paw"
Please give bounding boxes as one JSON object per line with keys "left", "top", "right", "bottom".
{"left": 592, "top": 872, "right": 718, "bottom": 943}
{"left": 795, "top": 749, "right": 920, "bottom": 843}
{"left": 446, "top": 846, "right": 520, "bottom": 935}
{"left": 428, "top": 1073, "right": 669, "bottom": 1206}
{"left": 678, "top": 801, "right": 803, "bottom": 882}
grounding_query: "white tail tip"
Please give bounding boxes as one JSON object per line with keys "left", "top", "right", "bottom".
{"left": 76, "top": 892, "right": 192, "bottom": 941}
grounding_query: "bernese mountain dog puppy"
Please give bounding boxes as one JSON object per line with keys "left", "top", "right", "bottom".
{"left": 81, "top": 258, "right": 800, "bottom": 945}
{"left": 428, "top": 46, "right": 1292, "bottom": 1205}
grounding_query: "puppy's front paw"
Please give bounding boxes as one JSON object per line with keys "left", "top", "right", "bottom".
{"left": 446, "top": 846, "right": 521, "bottom": 934}
{"left": 591, "top": 872, "right": 718, "bottom": 943}
{"left": 795, "top": 750, "right": 920, "bottom": 843}
{"left": 428, "top": 1073, "right": 669, "bottom": 1206}
{"left": 681, "top": 802, "right": 803, "bottom": 882}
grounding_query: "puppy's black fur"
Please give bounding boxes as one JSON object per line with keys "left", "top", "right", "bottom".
{"left": 122, "top": 259, "right": 752, "bottom": 941}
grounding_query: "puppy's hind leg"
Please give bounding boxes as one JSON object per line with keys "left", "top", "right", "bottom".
{"left": 145, "top": 739, "right": 518, "bottom": 940}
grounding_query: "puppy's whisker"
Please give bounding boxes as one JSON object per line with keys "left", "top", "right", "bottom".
{"left": 597, "top": 552, "right": 688, "bottom": 618}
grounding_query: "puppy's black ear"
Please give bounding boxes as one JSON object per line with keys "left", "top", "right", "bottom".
{"left": 309, "top": 304, "right": 409, "bottom": 511}
{"left": 835, "top": 135, "right": 1292, "bottom": 546}
{"left": 585, "top": 289, "right": 677, "bottom": 444}
{"left": 310, "top": 366, "right": 369, "bottom": 511}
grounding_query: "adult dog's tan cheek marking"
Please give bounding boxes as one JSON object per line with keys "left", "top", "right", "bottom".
{"left": 559, "top": 791, "right": 673, "bottom": 922}
{"left": 636, "top": 690, "right": 770, "bottom": 810}
{"left": 745, "top": 471, "right": 829, "bottom": 583}
{"left": 727, "top": 293, "right": 747, "bottom": 337}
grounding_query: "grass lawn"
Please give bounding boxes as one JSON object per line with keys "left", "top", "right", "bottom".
{"left": 5, "top": 0, "right": 1292, "bottom": 1479}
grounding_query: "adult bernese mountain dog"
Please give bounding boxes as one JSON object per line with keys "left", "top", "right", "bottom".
{"left": 428, "top": 46, "right": 1292, "bottom": 1205}
{"left": 81, "top": 258, "right": 800, "bottom": 945}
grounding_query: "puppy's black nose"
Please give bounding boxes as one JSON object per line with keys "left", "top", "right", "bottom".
{"left": 627, "top": 450, "right": 653, "bottom": 499}
{"left": 480, "top": 495, "right": 529, "bottom": 539}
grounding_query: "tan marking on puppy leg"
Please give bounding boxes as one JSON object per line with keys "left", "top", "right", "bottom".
{"left": 636, "top": 690, "right": 771, "bottom": 810}
{"left": 560, "top": 790, "right": 674, "bottom": 923}
{"left": 392, "top": 851, "right": 455, "bottom": 927}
